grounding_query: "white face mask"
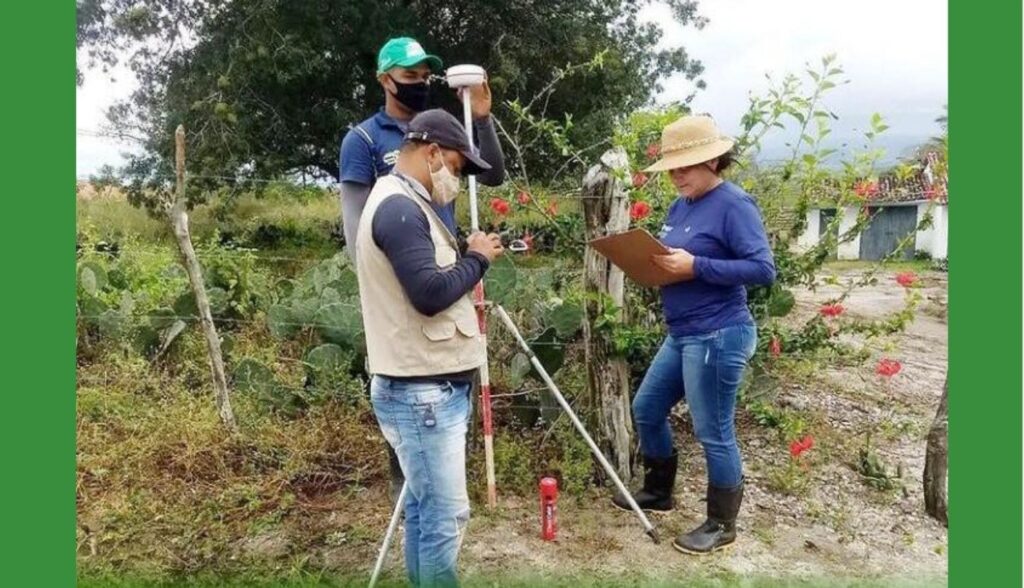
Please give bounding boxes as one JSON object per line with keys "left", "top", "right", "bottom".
{"left": 428, "top": 150, "right": 462, "bottom": 206}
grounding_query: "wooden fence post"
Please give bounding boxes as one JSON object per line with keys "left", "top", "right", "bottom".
{"left": 582, "top": 147, "right": 634, "bottom": 481}
{"left": 167, "top": 125, "right": 238, "bottom": 432}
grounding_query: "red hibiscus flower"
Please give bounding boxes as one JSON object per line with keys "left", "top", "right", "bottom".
{"left": 876, "top": 358, "right": 902, "bottom": 378}
{"left": 820, "top": 303, "right": 845, "bottom": 318}
{"left": 632, "top": 172, "right": 649, "bottom": 188}
{"left": 789, "top": 435, "right": 815, "bottom": 459}
{"left": 854, "top": 180, "right": 879, "bottom": 199}
{"left": 630, "top": 201, "right": 652, "bottom": 222}
{"left": 516, "top": 191, "right": 532, "bottom": 205}
{"left": 895, "top": 272, "right": 917, "bottom": 288}
{"left": 490, "top": 198, "right": 511, "bottom": 216}
{"left": 646, "top": 143, "right": 661, "bottom": 160}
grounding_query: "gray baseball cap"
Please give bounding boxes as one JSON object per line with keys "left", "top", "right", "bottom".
{"left": 403, "top": 109, "right": 492, "bottom": 176}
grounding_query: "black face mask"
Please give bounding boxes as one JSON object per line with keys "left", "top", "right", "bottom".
{"left": 387, "top": 75, "right": 430, "bottom": 112}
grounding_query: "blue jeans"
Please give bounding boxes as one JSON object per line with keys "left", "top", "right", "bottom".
{"left": 370, "top": 376, "right": 472, "bottom": 588}
{"left": 632, "top": 324, "right": 757, "bottom": 488}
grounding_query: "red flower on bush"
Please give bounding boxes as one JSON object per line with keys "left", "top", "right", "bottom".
{"left": 854, "top": 180, "right": 879, "bottom": 199}
{"left": 789, "top": 435, "right": 815, "bottom": 459}
{"left": 490, "top": 198, "right": 511, "bottom": 216}
{"left": 820, "top": 303, "right": 845, "bottom": 318}
{"left": 895, "top": 272, "right": 918, "bottom": 288}
{"left": 630, "top": 201, "right": 652, "bottom": 222}
{"left": 925, "top": 184, "right": 947, "bottom": 201}
{"left": 770, "top": 336, "right": 782, "bottom": 358}
{"left": 546, "top": 202, "right": 559, "bottom": 216}
{"left": 632, "top": 172, "right": 649, "bottom": 188}
{"left": 646, "top": 143, "right": 661, "bottom": 160}
{"left": 876, "top": 358, "right": 902, "bottom": 378}
{"left": 516, "top": 191, "right": 532, "bottom": 205}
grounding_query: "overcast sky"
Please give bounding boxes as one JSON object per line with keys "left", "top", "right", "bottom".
{"left": 644, "top": 0, "right": 947, "bottom": 162}
{"left": 76, "top": 0, "right": 947, "bottom": 177}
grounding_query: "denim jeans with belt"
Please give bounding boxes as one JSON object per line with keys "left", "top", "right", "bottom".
{"left": 370, "top": 375, "right": 472, "bottom": 587}
{"left": 632, "top": 323, "right": 757, "bottom": 488}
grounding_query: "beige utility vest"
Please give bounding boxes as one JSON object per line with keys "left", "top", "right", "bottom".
{"left": 355, "top": 174, "right": 484, "bottom": 377}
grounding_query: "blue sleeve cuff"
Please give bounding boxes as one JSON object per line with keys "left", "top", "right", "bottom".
{"left": 692, "top": 256, "right": 707, "bottom": 280}
{"left": 465, "top": 251, "right": 491, "bottom": 272}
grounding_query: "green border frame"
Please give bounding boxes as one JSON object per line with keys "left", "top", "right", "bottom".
{"left": 0, "top": 2, "right": 76, "bottom": 586}
{"left": 949, "top": 0, "right": 1022, "bottom": 585}
{"left": 0, "top": 1, "right": 1020, "bottom": 585}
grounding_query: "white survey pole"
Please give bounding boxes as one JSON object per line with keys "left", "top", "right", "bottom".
{"left": 493, "top": 305, "right": 660, "bottom": 543}
{"left": 447, "top": 64, "right": 497, "bottom": 507}
{"left": 368, "top": 482, "right": 410, "bottom": 588}
{"left": 463, "top": 94, "right": 480, "bottom": 232}
{"left": 448, "top": 65, "right": 486, "bottom": 232}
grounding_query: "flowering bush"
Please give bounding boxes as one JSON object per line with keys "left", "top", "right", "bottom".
{"left": 490, "top": 198, "right": 511, "bottom": 216}
{"left": 820, "top": 304, "right": 845, "bottom": 318}
{"left": 876, "top": 358, "right": 902, "bottom": 378}
{"left": 895, "top": 272, "right": 918, "bottom": 288}
{"left": 630, "top": 201, "right": 652, "bottom": 222}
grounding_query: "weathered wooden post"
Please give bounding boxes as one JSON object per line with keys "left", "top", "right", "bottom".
{"left": 167, "top": 125, "right": 237, "bottom": 432}
{"left": 581, "top": 147, "right": 634, "bottom": 481}
{"left": 923, "top": 376, "right": 948, "bottom": 526}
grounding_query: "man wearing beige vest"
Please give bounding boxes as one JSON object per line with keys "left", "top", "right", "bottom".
{"left": 356, "top": 109, "right": 503, "bottom": 587}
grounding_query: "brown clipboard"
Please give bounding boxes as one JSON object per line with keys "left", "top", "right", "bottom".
{"left": 588, "top": 228, "right": 675, "bottom": 287}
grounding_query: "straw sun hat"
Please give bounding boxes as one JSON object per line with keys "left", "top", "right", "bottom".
{"left": 644, "top": 115, "right": 735, "bottom": 173}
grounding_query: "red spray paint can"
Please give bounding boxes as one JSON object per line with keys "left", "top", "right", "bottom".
{"left": 539, "top": 477, "right": 558, "bottom": 541}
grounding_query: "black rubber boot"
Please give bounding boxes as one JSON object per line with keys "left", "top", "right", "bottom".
{"left": 611, "top": 451, "right": 677, "bottom": 513}
{"left": 388, "top": 445, "right": 405, "bottom": 505}
{"left": 673, "top": 479, "right": 744, "bottom": 555}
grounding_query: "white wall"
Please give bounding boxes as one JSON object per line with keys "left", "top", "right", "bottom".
{"left": 837, "top": 206, "right": 861, "bottom": 260}
{"left": 915, "top": 203, "right": 948, "bottom": 259}
{"left": 796, "top": 209, "right": 820, "bottom": 252}
{"left": 797, "top": 203, "right": 947, "bottom": 260}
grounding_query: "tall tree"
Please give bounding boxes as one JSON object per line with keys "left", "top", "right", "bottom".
{"left": 78, "top": 0, "right": 707, "bottom": 208}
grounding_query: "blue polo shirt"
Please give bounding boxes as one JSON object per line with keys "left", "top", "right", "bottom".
{"left": 339, "top": 108, "right": 457, "bottom": 233}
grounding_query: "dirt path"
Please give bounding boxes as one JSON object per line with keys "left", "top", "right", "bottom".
{"left": 336, "top": 269, "right": 948, "bottom": 586}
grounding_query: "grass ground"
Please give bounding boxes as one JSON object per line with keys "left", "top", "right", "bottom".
{"left": 76, "top": 192, "right": 947, "bottom": 587}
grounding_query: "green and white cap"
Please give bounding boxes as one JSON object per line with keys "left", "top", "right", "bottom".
{"left": 376, "top": 37, "right": 443, "bottom": 75}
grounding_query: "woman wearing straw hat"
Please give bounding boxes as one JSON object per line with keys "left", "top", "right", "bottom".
{"left": 611, "top": 115, "right": 776, "bottom": 555}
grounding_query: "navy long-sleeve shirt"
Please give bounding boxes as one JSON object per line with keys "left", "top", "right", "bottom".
{"left": 371, "top": 193, "right": 489, "bottom": 317}
{"left": 657, "top": 181, "right": 776, "bottom": 336}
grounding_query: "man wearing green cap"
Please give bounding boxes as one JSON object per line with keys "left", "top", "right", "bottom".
{"left": 340, "top": 37, "right": 505, "bottom": 256}
{"left": 339, "top": 37, "right": 505, "bottom": 504}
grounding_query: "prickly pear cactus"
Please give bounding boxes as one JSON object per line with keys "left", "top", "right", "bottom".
{"left": 303, "top": 343, "right": 350, "bottom": 391}
{"left": 486, "top": 256, "right": 517, "bottom": 305}
{"left": 267, "top": 304, "right": 298, "bottom": 340}
{"left": 528, "top": 327, "right": 565, "bottom": 380}
{"left": 77, "top": 261, "right": 109, "bottom": 296}
{"left": 543, "top": 298, "right": 584, "bottom": 339}
{"left": 314, "top": 302, "right": 364, "bottom": 351}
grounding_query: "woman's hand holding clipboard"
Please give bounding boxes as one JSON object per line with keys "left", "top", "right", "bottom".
{"left": 588, "top": 229, "right": 683, "bottom": 287}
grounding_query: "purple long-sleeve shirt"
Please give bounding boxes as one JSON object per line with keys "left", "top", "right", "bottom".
{"left": 657, "top": 181, "right": 776, "bottom": 336}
